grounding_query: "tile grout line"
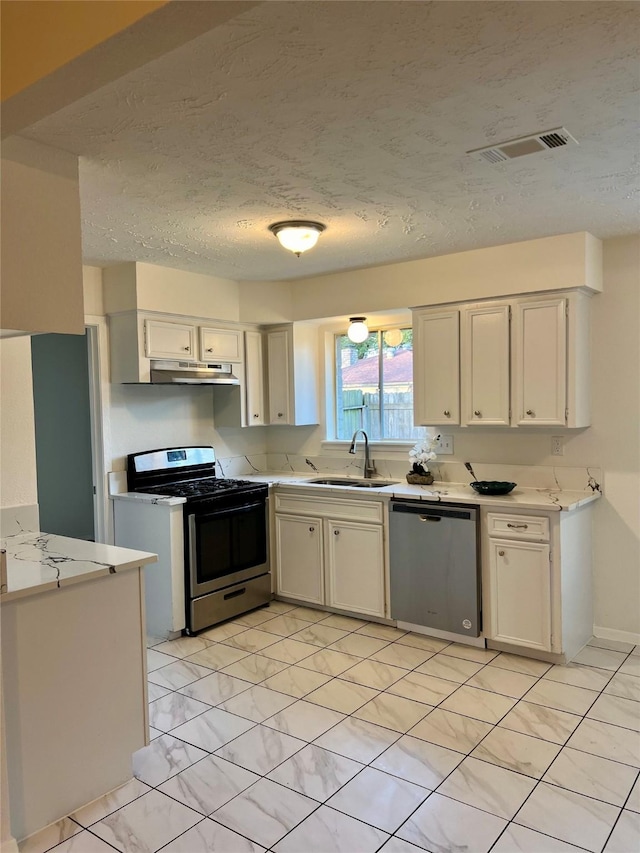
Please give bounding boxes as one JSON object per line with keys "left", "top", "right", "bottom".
{"left": 139, "top": 613, "right": 639, "bottom": 852}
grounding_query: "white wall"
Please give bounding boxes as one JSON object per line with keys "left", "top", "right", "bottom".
{"left": 83, "top": 266, "right": 104, "bottom": 317}
{"left": 289, "top": 232, "right": 602, "bottom": 320}
{"left": 0, "top": 337, "right": 37, "bottom": 508}
{"left": 108, "top": 384, "right": 268, "bottom": 472}
{"left": 103, "top": 261, "right": 241, "bottom": 321}
{"left": 590, "top": 236, "right": 639, "bottom": 636}
{"left": 239, "top": 280, "right": 293, "bottom": 324}
{"left": 1, "top": 138, "right": 84, "bottom": 335}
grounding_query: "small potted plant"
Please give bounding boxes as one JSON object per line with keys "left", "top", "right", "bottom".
{"left": 407, "top": 435, "right": 439, "bottom": 485}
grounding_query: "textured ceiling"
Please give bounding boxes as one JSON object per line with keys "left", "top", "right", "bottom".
{"left": 22, "top": 1, "right": 640, "bottom": 281}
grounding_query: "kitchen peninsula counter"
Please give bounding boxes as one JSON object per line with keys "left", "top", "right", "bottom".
{"left": 1, "top": 533, "right": 157, "bottom": 843}
{"left": 0, "top": 530, "right": 157, "bottom": 602}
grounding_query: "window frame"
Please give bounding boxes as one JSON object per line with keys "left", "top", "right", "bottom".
{"left": 331, "top": 324, "right": 424, "bottom": 444}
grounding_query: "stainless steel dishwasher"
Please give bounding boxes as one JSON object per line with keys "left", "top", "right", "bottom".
{"left": 389, "top": 500, "right": 480, "bottom": 637}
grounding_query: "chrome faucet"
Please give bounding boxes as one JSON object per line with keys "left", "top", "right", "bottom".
{"left": 349, "top": 429, "right": 376, "bottom": 478}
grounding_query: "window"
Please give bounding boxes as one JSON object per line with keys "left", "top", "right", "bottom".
{"left": 335, "top": 328, "right": 426, "bottom": 441}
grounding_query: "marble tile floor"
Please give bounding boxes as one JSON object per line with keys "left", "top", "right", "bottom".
{"left": 21, "top": 603, "right": 640, "bottom": 853}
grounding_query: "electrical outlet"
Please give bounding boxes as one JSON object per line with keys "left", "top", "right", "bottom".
{"left": 434, "top": 434, "right": 454, "bottom": 455}
{"left": 551, "top": 436, "right": 564, "bottom": 456}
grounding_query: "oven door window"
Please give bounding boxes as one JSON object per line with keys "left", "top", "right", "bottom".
{"left": 191, "top": 502, "right": 267, "bottom": 587}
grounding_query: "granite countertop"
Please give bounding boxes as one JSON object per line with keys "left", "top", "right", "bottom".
{"left": 236, "top": 473, "right": 600, "bottom": 511}
{"left": 0, "top": 532, "right": 158, "bottom": 602}
{"left": 111, "top": 492, "right": 186, "bottom": 506}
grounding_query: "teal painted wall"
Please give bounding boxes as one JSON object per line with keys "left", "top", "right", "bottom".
{"left": 31, "top": 333, "right": 94, "bottom": 540}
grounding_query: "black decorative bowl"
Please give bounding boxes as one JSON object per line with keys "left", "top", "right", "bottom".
{"left": 470, "top": 480, "right": 517, "bottom": 496}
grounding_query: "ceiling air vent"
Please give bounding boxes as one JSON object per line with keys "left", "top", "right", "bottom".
{"left": 468, "top": 127, "right": 578, "bottom": 163}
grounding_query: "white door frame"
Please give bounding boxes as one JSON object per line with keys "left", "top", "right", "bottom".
{"left": 85, "top": 318, "right": 112, "bottom": 544}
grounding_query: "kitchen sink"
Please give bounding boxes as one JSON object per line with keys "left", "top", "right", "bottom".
{"left": 307, "top": 477, "right": 400, "bottom": 488}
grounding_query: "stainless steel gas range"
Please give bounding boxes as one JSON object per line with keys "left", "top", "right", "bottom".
{"left": 127, "top": 446, "right": 270, "bottom": 633}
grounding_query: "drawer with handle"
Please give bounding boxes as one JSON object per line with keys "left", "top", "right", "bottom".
{"left": 487, "top": 512, "right": 549, "bottom": 541}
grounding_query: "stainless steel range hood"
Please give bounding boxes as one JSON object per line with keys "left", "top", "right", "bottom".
{"left": 150, "top": 360, "right": 240, "bottom": 385}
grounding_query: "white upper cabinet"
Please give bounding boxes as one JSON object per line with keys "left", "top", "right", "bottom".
{"left": 267, "top": 330, "right": 292, "bottom": 424}
{"left": 413, "top": 309, "right": 460, "bottom": 426}
{"left": 244, "top": 330, "right": 266, "bottom": 426}
{"left": 461, "top": 304, "right": 510, "bottom": 426}
{"left": 199, "top": 327, "right": 243, "bottom": 363}
{"left": 266, "top": 324, "right": 319, "bottom": 426}
{"left": 144, "top": 319, "right": 196, "bottom": 361}
{"left": 412, "top": 289, "right": 591, "bottom": 428}
{"left": 110, "top": 311, "right": 251, "bottom": 386}
{"left": 512, "top": 297, "right": 566, "bottom": 426}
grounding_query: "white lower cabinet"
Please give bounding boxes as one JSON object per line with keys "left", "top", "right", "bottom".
{"left": 274, "top": 491, "right": 387, "bottom": 619}
{"left": 488, "top": 537, "right": 551, "bottom": 652}
{"left": 326, "top": 520, "right": 385, "bottom": 617}
{"left": 483, "top": 506, "right": 593, "bottom": 661}
{"left": 275, "top": 515, "right": 323, "bottom": 604}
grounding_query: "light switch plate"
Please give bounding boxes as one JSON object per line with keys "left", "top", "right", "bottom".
{"left": 434, "top": 434, "right": 454, "bottom": 455}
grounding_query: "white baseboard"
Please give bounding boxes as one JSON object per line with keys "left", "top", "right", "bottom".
{"left": 396, "top": 621, "right": 486, "bottom": 647}
{"left": 593, "top": 625, "right": 640, "bottom": 646}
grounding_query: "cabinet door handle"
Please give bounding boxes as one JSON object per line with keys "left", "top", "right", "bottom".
{"left": 498, "top": 550, "right": 506, "bottom": 557}
{"left": 206, "top": 347, "right": 214, "bottom": 353}
{"left": 309, "top": 526, "right": 315, "bottom": 532}
{"left": 253, "top": 413, "right": 260, "bottom": 418}
{"left": 183, "top": 346, "right": 191, "bottom": 351}
{"left": 474, "top": 410, "right": 482, "bottom": 417}
{"left": 277, "top": 412, "right": 284, "bottom": 418}
{"left": 334, "top": 529, "right": 340, "bottom": 536}
{"left": 526, "top": 409, "right": 535, "bottom": 416}
{"left": 507, "top": 523, "right": 529, "bottom": 529}
{"left": 444, "top": 410, "right": 450, "bottom": 417}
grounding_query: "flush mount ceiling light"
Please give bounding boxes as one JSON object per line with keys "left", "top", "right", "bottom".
{"left": 268, "top": 220, "right": 326, "bottom": 256}
{"left": 347, "top": 317, "right": 369, "bottom": 343}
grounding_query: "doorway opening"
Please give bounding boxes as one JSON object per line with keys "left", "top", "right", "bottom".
{"left": 30, "top": 325, "right": 106, "bottom": 542}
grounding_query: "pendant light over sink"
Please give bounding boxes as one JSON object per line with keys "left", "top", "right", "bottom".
{"left": 269, "top": 220, "right": 325, "bottom": 256}
{"left": 347, "top": 317, "right": 369, "bottom": 343}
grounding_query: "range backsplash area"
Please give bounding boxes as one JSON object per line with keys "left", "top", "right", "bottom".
{"left": 214, "top": 452, "right": 602, "bottom": 496}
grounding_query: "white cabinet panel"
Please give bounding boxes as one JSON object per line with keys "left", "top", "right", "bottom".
{"left": 266, "top": 325, "right": 319, "bottom": 426}
{"left": 275, "top": 515, "right": 324, "bottom": 604}
{"left": 412, "top": 290, "right": 590, "bottom": 430}
{"left": 487, "top": 513, "right": 549, "bottom": 541}
{"left": 274, "top": 493, "right": 383, "bottom": 523}
{"left": 245, "top": 331, "right": 265, "bottom": 426}
{"left": 144, "top": 320, "right": 196, "bottom": 360}
{"left": 461, "top": 303, "right": 510, "bottom": 426}
{"left": 488, "top": 537, "right": 551, "bottom": 652}
{"left": 413, "top": 309, "right": 460, "bottom": 425}
{"left": 200, "top": 328, "right": 243, "bottom": 363}
{"left": 326, "top": 520, "right": 385, "bottom": 617}
{"left": 267, "top": 329, "right": 292, "bottom": 424}
{"left": 513, "top": 298, "right": 567, "bottom": 426}
{"left": 274, "top": 491, "right": 386, "bottom": 618}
